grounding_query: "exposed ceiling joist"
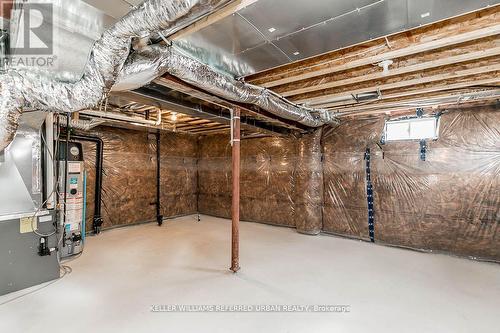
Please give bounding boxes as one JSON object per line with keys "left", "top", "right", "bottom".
{"left": 337, "top": 90, "right": 500, "bottom": 117}
{"left": 249, "top": 19, "right": 500, "bottom": 88}
{"left": 279, "top": 46, "right": 500, "bottom": 97}
{"left": 298, "top": 63, "right": 500, "bottom": 105}
{"left": 324, "top": 78, "right": 500, "bottom": 110}
{"left": 117, "top": 85, "right": 291, "bottom": 136}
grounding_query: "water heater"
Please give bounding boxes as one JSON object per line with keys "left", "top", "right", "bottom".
{"left": 57, "top": 142, "right": 85, "bottom": 258}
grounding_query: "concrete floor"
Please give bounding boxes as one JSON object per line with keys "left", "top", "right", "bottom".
{"left": 1, "top": 215, "right": 499, "bottom": 333}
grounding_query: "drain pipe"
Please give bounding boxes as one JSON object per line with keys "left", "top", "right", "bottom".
{"left": 155, "top": 130, "right": 163, "bottom": 226}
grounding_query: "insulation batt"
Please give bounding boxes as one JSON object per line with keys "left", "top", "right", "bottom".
{"left": 65, "top": 105, "right": 498, "bottom": 261}
{"left": 0, "top": 0, "right": 233, "bottom": 151}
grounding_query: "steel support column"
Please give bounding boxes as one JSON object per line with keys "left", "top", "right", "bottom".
{"left": 230, "top": 108, "right": 241, "bottom": 273}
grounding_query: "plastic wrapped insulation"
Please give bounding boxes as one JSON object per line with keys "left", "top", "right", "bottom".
{"left": 294, "top": 129, "right": 324, "bottom": 235}
{"left": 322, "top": 106, "right": 499, "bottom": 261}
{"left": 198, "top": 131, "right": 325, "bottom": 231}
{"left": 199, "top": 105, "right": 498, "bottom": 261}
{"left": 77, "top": 126, "right": 198, "bottom": 231}
{"left": 198, "top": 134, "right": 298, "bottom": 227}
{"left": 0, "top": 0, "right": 232, "bottom": 151}
{"left": 116, "top": 45, "right": 336, "bottom": 127}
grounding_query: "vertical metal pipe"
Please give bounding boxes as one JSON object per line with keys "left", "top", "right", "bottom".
{"left": 230, "top": 108, "right": 241, "bottom": 273}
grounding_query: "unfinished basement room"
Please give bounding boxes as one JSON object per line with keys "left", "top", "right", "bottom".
{"left": 0, "top": 0, "right": 499, "bottom": 332}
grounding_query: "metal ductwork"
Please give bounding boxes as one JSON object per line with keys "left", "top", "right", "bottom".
{"left": 0, "top": 0, "right": 232, "bottom": 151}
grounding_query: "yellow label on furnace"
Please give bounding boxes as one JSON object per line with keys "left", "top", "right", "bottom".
{"left": 20, "top": 216, "right": 37, "bottom": 234}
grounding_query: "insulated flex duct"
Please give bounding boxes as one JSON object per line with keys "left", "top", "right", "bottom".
{"left": 116, "top": 45, "right": 336, "bottom": 128}
{"left": 0, "top": 0, "right": 336, "bottom": 152}
{"left": 0, "top": 0, "right": 232, "bottom": 151}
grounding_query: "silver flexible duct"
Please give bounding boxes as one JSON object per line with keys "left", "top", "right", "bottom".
{"left": 1, "top": 0, "right": 336, "bottom": 151}
{"left": 0, "top": 0, "right": 232, "bottom": 151}
{"left": 116, "top": 45, "right": 337, "bottom": 127}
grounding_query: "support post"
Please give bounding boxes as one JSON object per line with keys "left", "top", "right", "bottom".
{"left": 230, "top": 108, "right": 241, "bottom": 273}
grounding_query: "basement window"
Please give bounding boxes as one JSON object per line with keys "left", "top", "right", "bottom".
{"left": 383, "top": 116, "right": 439, "bottom": 142}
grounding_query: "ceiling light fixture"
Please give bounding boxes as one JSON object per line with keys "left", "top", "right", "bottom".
{"left": 268, "top": 27, "right": 276, "bottom": 33}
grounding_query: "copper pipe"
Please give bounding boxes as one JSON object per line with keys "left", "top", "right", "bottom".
{"left": 230, "top": 108, "right": 241, "bottom": 273}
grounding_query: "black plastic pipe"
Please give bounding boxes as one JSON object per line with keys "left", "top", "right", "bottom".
{"left": 62, "top": 115, "right": 70, "bottom": 244}
{"left": 156, "top": 130, "right": 163, "bottom": 226}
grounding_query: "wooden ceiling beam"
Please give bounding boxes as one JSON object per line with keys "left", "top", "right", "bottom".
{"left": 338, "top": 94, "right": 500, "bottom": 117}
{"left": 177, "top": 123, "right": 226, "bottom": 131}
{"left": 267, "top": 25, "right": 500, "bottom": 88}
{"left": 156, "top": 75, "right": 308, "bottom": 132}
{"left": 183, "top": 119, "right": 214, "bottom": 125}
{"left": 190, "top": 125, "right": 230, "bottom": 133}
